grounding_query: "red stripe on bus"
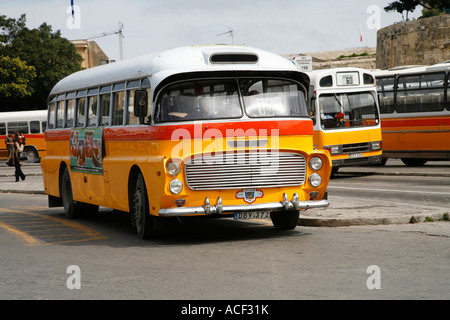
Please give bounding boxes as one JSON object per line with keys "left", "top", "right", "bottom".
{"left": 103, "top": 120, "right": 313, "bottom": 141}
{"left": 45, "top": 130, "right": 71, "bottom": 141}
{"left": 381, "top": 117, "right": 450, "bottom": 128}
{"left": 44, "top": 120, "right": 313, "bottom": 142}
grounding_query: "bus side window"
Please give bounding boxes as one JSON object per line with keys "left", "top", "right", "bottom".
{"left": 87, "top": 96, "right": 98, "bottom": 127}
{"left": 76, "top": 97, "right": 86, "bottom": 127}
{"left": 42, "top": 121, "right": 47, "bottom": 133}
{"left": 0, "top": 122, "right": 6, "bottom": 135}
{"left": 99, "top": 85, "right": 111, "bottom": 127}
{"left": 66, "top": 99, "right": 75, "bottom": 128}
{"left": 56, "top": 100, "right": 65, "bottom": 128}
{"left": 30, "top": 121, "right": 40, "bottom": 133}
{"left": 447, "top": 74, "right": 450, "bottom": 111}
{"left": 48, "top": 101, "right": 56, "bottom": 129}
{"left": 126, "top": 90, "right": 139, "bottom": 125}
{"left": 112, "top": 91, "right": 125, "bottom": 126}
{"left": 8, "top": 121, "right": 29, "bottom": 134}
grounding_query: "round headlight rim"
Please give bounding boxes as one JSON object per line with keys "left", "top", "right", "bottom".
{"left": 167, "top": 160, "right": 181, "bottom": 177}
{"left": 309, "top": 156, "right": 323, "bottom": 171}
{"left": 309, "top": 172, "right": 322, "bottom": 188}
{"left": 169, "top": 179, "right": 183, "bottom": 194}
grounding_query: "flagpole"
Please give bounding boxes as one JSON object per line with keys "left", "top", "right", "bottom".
{"left": 71, "top": 0, "right": 77, "bottom": 39}
{"left": 33, "top": 0, "right": 37, "bottom": 28}
{"left": 359, "top": 25, "right": 362, "bottom": 48}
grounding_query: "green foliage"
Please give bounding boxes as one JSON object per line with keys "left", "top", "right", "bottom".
{"left": 337, "top": 52, "right": 374, "bottom": 60}
{"left": 0, "top": 14, "right": 83, "bottom": 111}
{"left": 0, "top": 55, "right": 36, "bottom": 98}
{"left": 384, "top": 0, "right": 449, "bottom": 20}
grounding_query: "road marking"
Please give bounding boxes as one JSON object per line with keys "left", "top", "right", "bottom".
{"left": 0, "top": 207, "right": 107, "bottom": 246}
{"left": 0, "top": 221, "right": 43, "bottom": 246}
{"left": 328, "top": 185, "right": 450, "bottom": 196}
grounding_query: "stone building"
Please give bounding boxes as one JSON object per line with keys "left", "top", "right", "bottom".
{"left": 71, "top": 40, "right": 110, "bottom": 69}
{"left": 376, "top": 14, "right": 450, "bottom": 70}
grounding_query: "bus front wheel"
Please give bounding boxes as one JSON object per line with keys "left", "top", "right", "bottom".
{"left": 270, "top": 210, "right": 300, "bottom": 230}
{"left": 132, "top": 173, "right": 160, "bottom": 239}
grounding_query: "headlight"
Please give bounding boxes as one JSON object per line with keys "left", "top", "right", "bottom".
{"left": 169, "top": 179, "right": 183, "bottom": 194}
{"left": 309, "top": 173, "right": 322, "bottom": 187}
{"left": 167, "top": 161, "right": 181, "bottom": 177}
{"left": 324, "top": 145, "right": 341, "bottom": 155}
{"left": 309, "top": 156, "right": 323, "bottom": 171}
{"left": 371, "top": 141, "right": 382, "bottom": 151}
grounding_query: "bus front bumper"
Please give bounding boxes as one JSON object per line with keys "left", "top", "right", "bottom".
{"left": 158, "top": 193, "right": 330, "bottom": 217}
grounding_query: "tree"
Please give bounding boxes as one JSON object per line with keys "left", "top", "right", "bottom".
{"left": 384, "top": 0, "right": 449, "bottom": 20}
{"left": 384, "top": 0, "right": 421, "bottom": 20}
{"left": 0, "top": 56, "right": 36, "bottom": 98}
{"left": 0, "top": 14, "right": 83, "bottom": 111}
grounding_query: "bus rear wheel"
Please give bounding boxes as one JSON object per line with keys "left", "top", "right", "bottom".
{"left": 61, "top": 167, "right": 98, "bottom": 219}
{"left": 401, "top": 158, "right": 428, "bottom": 166}
{"left": 132, "top": 173, "right": 160, "bottom": 239}
{"left": 270, "top": 210, "right": 300, "bottom": 230}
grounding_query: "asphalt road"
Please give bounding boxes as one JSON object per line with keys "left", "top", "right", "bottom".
{"left": 0, "top": 159, "right": 449, "bottom": 301}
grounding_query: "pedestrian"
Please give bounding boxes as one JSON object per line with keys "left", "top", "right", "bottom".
{"left": 4, "top": 133, "right": 14, "bottom": 166}
{"left": 12, "top": 131, "right": 26, "bottom": 182}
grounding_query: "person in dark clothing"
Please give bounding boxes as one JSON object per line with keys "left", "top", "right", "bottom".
{"left": 12, "top": 133, "right": 26, "bottom": 182}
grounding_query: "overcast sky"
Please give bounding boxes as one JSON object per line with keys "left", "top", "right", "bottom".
{"left": 1, "top": 0, "right": 423, "bottom": 61}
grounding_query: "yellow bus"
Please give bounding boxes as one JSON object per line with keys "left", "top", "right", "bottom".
{"left": 0, "top": 110, "right": 47, "bottom": 163}
{"left": 373, "top": 62, "right": 450, "bottom": 166}
{"left": 306, "top": 68, "right": 382, "bottom": 175}
{"left": 42, "top": 45, "right": 331, "bottom": 239}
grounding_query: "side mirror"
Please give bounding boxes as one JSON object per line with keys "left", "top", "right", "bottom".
{"left": 134, "top": 90, "right": 148, "bottom": 119}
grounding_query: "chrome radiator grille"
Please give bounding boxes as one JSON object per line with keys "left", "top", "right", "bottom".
{"left": 342, "top": 142, "right": 370, "bottom": 153}
{"left": 185, "top": 152, "right": 306, "bottom": 190}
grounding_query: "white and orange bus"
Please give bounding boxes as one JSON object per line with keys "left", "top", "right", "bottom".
{"left": 374, "top": 62, "right": 450, "bottom": 166}
{"left": 306, "top": 68, "right": 382, "bottom": 175}
{"left": 0, "top": 110, "right": 47, "bottom": 162}
{"left": 42, "top": 45, "right": 331, "bottom": 239}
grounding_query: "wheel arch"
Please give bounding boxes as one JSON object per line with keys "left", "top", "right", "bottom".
{"left": 128, "top": 165, "right": 143, "bottom": 213}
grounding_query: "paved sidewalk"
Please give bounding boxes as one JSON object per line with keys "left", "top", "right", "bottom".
{"left": 0, "top": 160, "right": 449, "bottom": 227}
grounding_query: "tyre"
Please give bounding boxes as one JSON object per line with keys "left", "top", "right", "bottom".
{"left": 131, "top": 173, "right": 160, "bottom": 239}
{"left": 270, "top": 210, "right": 300, "bottom": 230}
{"left": 60, "top": 167, "right": 98, "bottom": 219}
{"left": 401, "top": 158, "right": 428, "bottom": 166}
{"left": 24, "top": 147, "right": 39, "bottom": 163}
{"left": 61, "top": 167, "right": 80, "bottom": 219}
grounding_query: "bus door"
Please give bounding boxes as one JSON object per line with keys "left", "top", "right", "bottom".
{"left": 69, "top": 127, "right": 109, "bottom": 205}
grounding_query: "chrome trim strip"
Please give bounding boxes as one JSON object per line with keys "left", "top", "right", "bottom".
{"left": 158, "top": 199, "right": 330, "bottom": 217}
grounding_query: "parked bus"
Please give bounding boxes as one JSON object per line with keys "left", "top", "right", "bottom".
{"left": 306, "top": 68, "right": 382, "bottom": 175}
{"left": 41, "top": 45, "right": 332, "bottom": 239}
{"left": 373, "top": 62, "right": 450, "bottom": 166}
{"left": 0, "top": 110, "right": 47, "bottom": 163}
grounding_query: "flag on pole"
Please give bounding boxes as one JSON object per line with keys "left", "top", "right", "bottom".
{"left": 359, "top": 25, "right": 363, "bottom": 43}
{"left": 71, "top": 0, "right": 75, "bottom": 20}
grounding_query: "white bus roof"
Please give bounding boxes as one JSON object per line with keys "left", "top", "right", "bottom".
{"left": 305, "top": 67, "right": 376, "bottom": 88}
{"left": 0, "top": 110, "right": 47, "bottom": 122}
{"left": 50, "top": 45, "right": 299, "bottom": 98}
{"left": 372, "top": 62, "right": 450, "bottom": 77}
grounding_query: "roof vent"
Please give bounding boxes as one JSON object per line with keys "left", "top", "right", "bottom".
{"left": 210, "top": 53, "right": 258, "bottom": 64}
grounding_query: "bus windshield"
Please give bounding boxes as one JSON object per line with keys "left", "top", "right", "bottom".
{"left": 319, "top": 91, "right": 379, "bottom": 130}
{"left": 156, "top": 78, "right": 308, "bottom": 122}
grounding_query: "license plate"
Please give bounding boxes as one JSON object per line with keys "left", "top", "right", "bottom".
{"left": 234, "top": 211, "right": 270, "bottom": 220}
{"left": 349, "top": 153, "right": 363, "bottom": 158}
